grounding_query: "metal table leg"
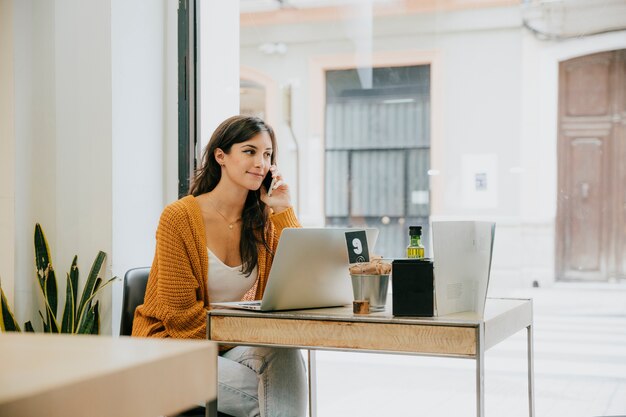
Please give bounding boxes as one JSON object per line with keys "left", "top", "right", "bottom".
{"left": 206, "top": 400, "right": 217, "bottom": 417}
{"left": 476, "top": 323, "right": 485, "bottom": 417}
{"left": 308, "top": 350, "right": 318, "bottom": 417}
{"left": 206, "top": 313, "right": 218, "bottom": 417}
{"left": 527, "top": 324, "right": 535, "bottom": 417}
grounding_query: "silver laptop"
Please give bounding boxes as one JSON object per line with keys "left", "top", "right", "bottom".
{"left": 210, "top": 227, "right": 379, "bottom": 311}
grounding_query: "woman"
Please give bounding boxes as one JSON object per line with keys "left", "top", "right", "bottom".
{"left": 132, "top": 115, "right": 307, "bottom": 417}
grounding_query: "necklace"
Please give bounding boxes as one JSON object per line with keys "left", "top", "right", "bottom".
{"left": 206, "top": 197, "right": 241, "bottom": 230}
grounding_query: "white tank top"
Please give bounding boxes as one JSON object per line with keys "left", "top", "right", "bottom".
{"left": 207, "top": 248, "right": 257, "bottom": 302}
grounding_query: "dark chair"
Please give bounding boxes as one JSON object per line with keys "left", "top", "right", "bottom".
{"left": 119, "top": 267, "right": 150, "bottom": 336}
{"left": 120, "top": 267, "right": 229, "bottom": 417}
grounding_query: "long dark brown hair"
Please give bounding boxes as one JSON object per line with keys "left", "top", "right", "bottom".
{"left": 189, "top": 115, "right": 276, "bottom": 276}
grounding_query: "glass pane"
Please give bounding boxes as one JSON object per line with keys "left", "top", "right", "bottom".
{"left": 238, "top": 2, "right": 625, "bottom": 414}
{"left": 239, "top": 1, "right": 625, "bottom": 280}
{"left": 350, "top": 150, "right": 405, "bottom": 218}
{"left": 323, "top": 66, "right": 430, "bottom": 257}
{"left": 407, "top": 148, "right": 430, "bottom": 217}
{"left": 238, "top": 2, "right": 625, "bottom": 415}
{"left": 324, "top": 150, "right": 349, "bottom": 217}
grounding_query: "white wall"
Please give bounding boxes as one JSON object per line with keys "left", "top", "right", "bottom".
{"left": 13, "top": 0, "right": 59, "bottom": 324}
{"left": 0, "top": 0, "right": 16, "bottom": 306}
{"left": 54, "top": 0, "right": 113, "bottom": 333}
{"left": 8, "top": 0, "right": 114, "bottom": 331}
{"left": 4, "top": 0, "right": 178, "bottom": 335}
{"left": 198, "top": 1, "right": 240, "bottom": 149}
{"left": 110, "top": 0, "right": 176, "bottom": 336}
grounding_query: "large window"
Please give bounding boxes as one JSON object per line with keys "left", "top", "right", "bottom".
{"left": 324, "top": 66, "right": 431, "bottom": 257}
{"left": 238, "top": 2, "right": 626, "bottom": 415}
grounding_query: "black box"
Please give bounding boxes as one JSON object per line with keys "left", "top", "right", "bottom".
{"left": 392, "top": 259, "right": 434, "bottom": 317}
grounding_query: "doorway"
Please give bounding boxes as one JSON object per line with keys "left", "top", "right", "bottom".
{"left": 556, "top": 50, "right": 625, "bottom": 281}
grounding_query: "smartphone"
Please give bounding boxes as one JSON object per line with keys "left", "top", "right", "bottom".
{"left": 262, "top": 171, "right": 277, "bottom": 196}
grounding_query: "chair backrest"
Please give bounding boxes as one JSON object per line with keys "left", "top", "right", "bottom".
{"left": 120, "top": 267, "right": 150, "bottom": 336}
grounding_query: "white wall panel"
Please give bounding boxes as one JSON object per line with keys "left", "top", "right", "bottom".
{"left": 0, "top": 0, "right": 16, "bottom": 306}
{"left": 198, "top": 0, "right": 240, "bottom": 150}
{"left": 111, "top": 0, "right": 171, "bottom": 336}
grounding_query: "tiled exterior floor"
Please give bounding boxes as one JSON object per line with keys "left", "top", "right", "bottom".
{"left": 314, "top": 285, "right": 626, "bottom": 417}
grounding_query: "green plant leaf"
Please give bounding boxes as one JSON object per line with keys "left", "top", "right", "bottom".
{"left": 38, "top": 274, "right": 60, "bottom": 333}
{"left": 34, "top": 224, "right": 58, "bottom": 327}
{"left": 60, "top": 272, "right": 75, "bottom": 333}
{"left": 88, "top": 302, "right": 100, "bottom": 335}
{"left": 87, "top": 277, "right": 103, "bottom": 311}
{"left": 30, "top": 226, "right": 108, "bottom": 336}
{"left": 1, "top": 284, "right": 21, "bottom": 332}
{"left": 74, "top": 276, "right": 116, "bottom": 331}
{"left": 44, "top": 266, "right": 58, "bottom": 324}
{"left": 76, "top": 251, "right": 106, "bottom": 328}
{"left": 24, "top": 321, "right": 35, "bottom": 332}
{"left": 77, "top": 301, "right": 99, "bottom": 334}
{"left": 69, "top": 256, "right": 78, "bottom": 320}
{"left": 34, "top": 223, "right": 50, "bottom": 291}
{"left": 39, "top": 311, "right": 49, "bottom": 333}
{"left": 43, "top": 306, "right": 59, "bottom": 333}
{"left": 93, "top": 277, "right": 102, "bottom": 293}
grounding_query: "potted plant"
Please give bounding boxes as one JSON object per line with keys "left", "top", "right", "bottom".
{"left": 0, "top": 224, "right": 115, "bottom": 334}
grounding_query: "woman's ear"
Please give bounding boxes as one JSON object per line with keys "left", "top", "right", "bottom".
{"left": 214, "top": 148, "right": 225, "bottom": 166}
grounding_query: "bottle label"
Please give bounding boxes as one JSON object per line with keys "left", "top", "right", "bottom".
{"left": 407, "top": 247, "right": 425, "bottom": 259}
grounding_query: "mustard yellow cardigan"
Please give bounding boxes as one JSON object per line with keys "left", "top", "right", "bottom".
{"left": 132, "top": 195, "right": 300, "bottom": 339}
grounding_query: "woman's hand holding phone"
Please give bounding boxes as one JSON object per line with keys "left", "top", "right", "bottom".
{"left": 266, "top": 176, "right": 279, "bottom": 197}
{"left": 261, "top": 165, "right": 291, "bottom": 213}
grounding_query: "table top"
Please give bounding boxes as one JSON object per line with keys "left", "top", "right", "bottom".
{"left": 208, "top": 298, "right": 532, "bottom": 356}
{"left": 209, "top": 297, "right": 532, "bottom": 327}
{"left": 0, "top": 332, "right": 218, "bottom": 417}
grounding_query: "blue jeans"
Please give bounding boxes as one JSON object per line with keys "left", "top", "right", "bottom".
{"left": 218, "top": 346, "right": 307, "bottom": 417}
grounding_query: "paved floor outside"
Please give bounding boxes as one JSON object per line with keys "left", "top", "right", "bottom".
{"left": 314, "top": 285, "right": 626, "bottom": 417}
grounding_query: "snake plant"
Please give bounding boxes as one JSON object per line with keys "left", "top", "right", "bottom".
{"left": 0, "top": 223, "right": 115, "bottom": 334}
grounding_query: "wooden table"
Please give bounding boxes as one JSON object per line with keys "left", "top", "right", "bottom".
{"left": 207, "top": 297, "right": 534, "bottom": 417}
{"left": 0, "top": 332, "right": 217, "bottom": 417}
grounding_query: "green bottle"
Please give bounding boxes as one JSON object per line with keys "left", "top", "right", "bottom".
{"left": 406, "top": 226, "right": 425, "bottom": 259}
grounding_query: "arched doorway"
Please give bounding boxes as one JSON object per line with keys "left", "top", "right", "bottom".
{"left": 239, "top": 66, "right": 279, "bottom": 128}
{"left": 556, "top": 49, "right": 625, "bottom": 282}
